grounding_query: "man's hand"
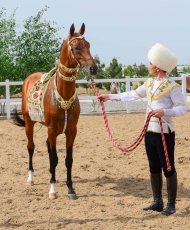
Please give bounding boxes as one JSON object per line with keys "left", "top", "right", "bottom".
{"left": 152, "top": 109, "right": 165, "bottom": 118}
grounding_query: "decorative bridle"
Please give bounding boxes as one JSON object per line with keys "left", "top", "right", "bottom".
{"left": 56, "top": 36, "right": 84, "bottom": 82}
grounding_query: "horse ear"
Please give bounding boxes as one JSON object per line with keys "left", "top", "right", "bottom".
{"left": 79, "top": 23, "right": 85, "bottom": 35}
{"left": 70, "top": 24, "right": 75, "bottom": 36}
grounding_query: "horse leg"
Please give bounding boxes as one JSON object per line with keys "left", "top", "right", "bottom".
{"left": 47, "top": 129, "right": 58, "bottom": 200}
{"left": 65, "top": 127, "right": 77, "bottom": 200}
{"left": 25, "top": 120, "right": 35, "bottom": 186}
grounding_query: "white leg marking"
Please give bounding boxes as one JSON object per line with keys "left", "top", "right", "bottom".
{"left": 49, "top": 183, "right": 58, "bottom": 199}
{"left": 49, "top": 183, "right": 57, "bottom": 194}
{"left": 26, "top": 170, "right": 34, "bottom": 185}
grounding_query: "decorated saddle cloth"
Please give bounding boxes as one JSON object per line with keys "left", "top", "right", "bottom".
{"left": 28, "top": 68, "right": 56, "bottom": 122}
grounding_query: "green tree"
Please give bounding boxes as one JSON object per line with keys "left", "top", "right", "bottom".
{"left": 123, "top": 65, "right": 135, "bottom": 77}
{"left": 0, "top": 8, "right": 17, "bottom": 84}
{"left": 104, "top": 57, "right": 123, "bottom": 90}
{"left": 0, "top": 7, "right": 62, "bottom": 96}
{"left": 105, "top": 57, "right": 123, "bottom": 78}
{"left": 93, "top": 55, "right": 106, "bottom": 89}
{"left": 170, "top": 67, "right": 179, "bottom": 77}
{"left": 136, "top": 64, "right": 149, "bottom": 77}
{"left": 14, "top": 6, "right": 61, "bottom": 80}
{"left": 183, "top": 66, "right": 190, "bottom": 73}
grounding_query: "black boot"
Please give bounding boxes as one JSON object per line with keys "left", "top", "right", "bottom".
{"left": 162, "top": 173, "right": 177, "bottom": 216}
{"left": 143, "top": 173, "right": 164, "bottom": 212}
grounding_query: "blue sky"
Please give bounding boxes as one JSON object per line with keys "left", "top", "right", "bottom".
{"left": 1, "top": 0, "right": 190, "bottom": 66}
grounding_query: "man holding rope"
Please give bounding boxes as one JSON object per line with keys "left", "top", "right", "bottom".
{"left": 98, "top": 43, "right": 187, "bottom": 216}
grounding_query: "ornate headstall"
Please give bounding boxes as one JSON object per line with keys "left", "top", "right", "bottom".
{"left": 68, "top": 35, "right": 84, "bottom": 63}
{"left": 56, "top": 36, "right": 85, "bottom": 82}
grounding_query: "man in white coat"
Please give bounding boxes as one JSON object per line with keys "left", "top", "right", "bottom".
{"left": 98, "top": 43, "right": 187, "bottom": 215}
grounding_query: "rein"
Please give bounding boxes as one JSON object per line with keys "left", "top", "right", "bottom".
{"left": 89, "top": 80, "right": 171, "bottom": 172}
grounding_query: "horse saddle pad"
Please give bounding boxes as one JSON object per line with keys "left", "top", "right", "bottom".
{"left": 28, "top": 68, "right": 56, "bottom": 122}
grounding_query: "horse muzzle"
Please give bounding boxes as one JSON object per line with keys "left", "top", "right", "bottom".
{"left": 89, "top": 65, "right": 98, "bottom": 75}
{"left": 82, "top": 64, "right": 98, "bottom": 80}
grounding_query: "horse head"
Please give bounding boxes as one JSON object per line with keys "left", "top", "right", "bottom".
{"left": 59, "top": 23, "right": 97, "bottom": 80}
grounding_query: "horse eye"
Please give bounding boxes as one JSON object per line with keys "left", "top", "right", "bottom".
{"left": 74, "top": 45, "right": 82, "bottom": 50}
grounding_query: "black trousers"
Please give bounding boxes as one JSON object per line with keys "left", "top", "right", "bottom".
{"left": 144, "top": 131, "right": 176, "bottom": 177}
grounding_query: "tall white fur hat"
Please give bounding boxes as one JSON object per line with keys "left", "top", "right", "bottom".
{"left": 148, "top": 43, "right": 177, "bottom": 73}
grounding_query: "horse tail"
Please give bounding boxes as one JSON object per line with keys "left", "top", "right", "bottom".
{"left": 12, "top": 109, "right": 25, "bottom": 127}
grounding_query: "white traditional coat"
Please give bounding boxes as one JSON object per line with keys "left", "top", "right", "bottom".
{"left": 109, "top": 77, "right": 187, "bottom": 133}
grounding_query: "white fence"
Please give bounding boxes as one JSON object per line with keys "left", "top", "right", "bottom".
{"left": 0, "top": 75, "right": 189, "bottom": 119}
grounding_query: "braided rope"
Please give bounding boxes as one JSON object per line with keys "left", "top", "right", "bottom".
{"left": 90, "top": 81, "right": 171, "bottom": 171}
{"left": 159, "top": 119, "right": 172, "bottom": 171}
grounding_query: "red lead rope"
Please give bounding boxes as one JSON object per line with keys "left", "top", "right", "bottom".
{"left": 90, "top": 81, "right": 171, "bottom": 172}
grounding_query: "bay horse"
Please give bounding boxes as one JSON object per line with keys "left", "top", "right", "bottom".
{"left": 13, "top": 23, "right": 97, "bottom": 200}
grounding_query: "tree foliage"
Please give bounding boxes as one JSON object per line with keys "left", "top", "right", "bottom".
{"left": 170, "top": 67, "right": 179, "bottom": 77}
{"left": 183, "top": 66, "right": 190, "bottom": 73}
{"left": 0, "top": 7, "right": 61, "bottom": 95}
{"left": 0, "top": 8, "right": 16, "bottom": 82}
{"left": 123, "top": 64, "right": 148, "bottom": 77}
{"left": 103, "top": 57, "right": 123, "bottom": 90}
{"left": 0, "top": 6, "right": 62, "bottom": 80}
{"left": 105, "top": 57, "right": 123, "bottom": 79}
{"left": 14, "top": 6, "right": 61, "bottom": 80}
{"left": 123, "top": 65, "right": 135, "bottom": 77}
{"left": 92, "top": 55, "right": 106, "bottom": 89}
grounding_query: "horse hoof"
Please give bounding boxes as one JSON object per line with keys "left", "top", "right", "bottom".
{"left": 49, "top": 193, "right": 58, "bottom": 200}
{"left": 26, "top": 181, "right": 34, "bottom": 186}
{"left": 68, "top": 193, "right": 78, "bottom": 200}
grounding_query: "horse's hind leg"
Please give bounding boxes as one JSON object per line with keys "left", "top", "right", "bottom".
{"left": 47, "top": 129, "right": 58, "bottom": 200}
{"left": 25, "top": 119, "right": 35, "bottom": 185}
{"left": 65, "top": 128, "right": 77, "bottom": 200}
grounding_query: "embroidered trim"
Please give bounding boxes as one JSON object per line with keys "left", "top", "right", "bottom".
{"left": 56, "top": 67, "right": 77, "bottom": 81}
{"left": 56, "top": 59, "right": 80, "bottom": 74}
{"left": 56, "top": 59, "right": 79, "bottom": 82}
{"left": 146, "top": 78, "right": 179, "bottom": 100}
{"left": 53, "top": 77, "right": 78, "bottom": 110}
{"left": 153, "top": 84, "right": 179, "bottom": 99}
{"left": 28, "top": 68, "right": 56, "bottom": 122}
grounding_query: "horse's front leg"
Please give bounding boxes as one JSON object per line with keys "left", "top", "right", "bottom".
{"left": 65, "top": 128, "right": 77, "bottom": 200}
{"left": 47, "top": 129, "right": 58, "bottom": 200}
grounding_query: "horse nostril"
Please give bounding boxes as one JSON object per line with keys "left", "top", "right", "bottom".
{"left": 90, "top": 65, "right": 98, "bottom": 75}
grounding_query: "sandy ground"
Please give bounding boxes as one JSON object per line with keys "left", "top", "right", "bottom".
{"left": 0, "top": 112, "right": 190, "bottom": 230}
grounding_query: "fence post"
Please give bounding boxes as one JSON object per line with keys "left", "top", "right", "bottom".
{"left": 5, "top": 79, "right": 11, "bottom": 119}
{"left": 181, "top": 74, "right": 187, "bottom": 103}
{"left": 125, "top": 77, "right": 130, "bottom": 91}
